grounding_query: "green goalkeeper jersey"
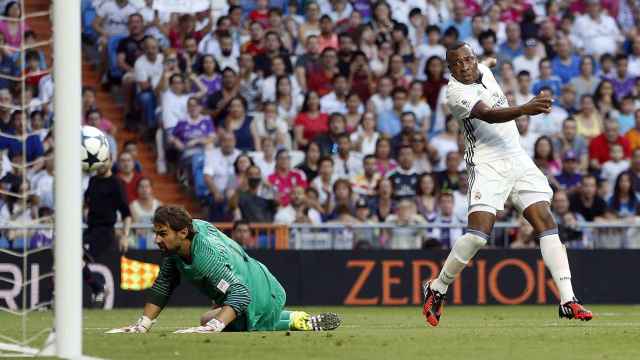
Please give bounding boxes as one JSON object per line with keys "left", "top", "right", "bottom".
{"left": 148, "top": 220, "right": 286, "bottom": 331}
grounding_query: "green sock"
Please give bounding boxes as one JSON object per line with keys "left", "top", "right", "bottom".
{"left": 275, "top": 310, "right": 292, "bottom": 331}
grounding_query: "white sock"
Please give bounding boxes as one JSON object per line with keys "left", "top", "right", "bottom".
{"left": 539, "top": 231, "right": 575, "bottom": 304}
{"left": 431, "top": 231, "right": 487, "bottom": 294}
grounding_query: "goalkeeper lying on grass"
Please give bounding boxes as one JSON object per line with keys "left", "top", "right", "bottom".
{"left": 107, "top": 205, "right": 341, "bottom": 334}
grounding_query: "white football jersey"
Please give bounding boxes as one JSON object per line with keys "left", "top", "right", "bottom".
{"left": 446, "top": 63, "right": 523, "bottom": 166}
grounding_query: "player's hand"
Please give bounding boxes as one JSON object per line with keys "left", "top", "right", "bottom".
{"left": 481, "top": 57, "right": 497, "bottom": 68}
{"left": 521, "top": 93, "right": 552, "bottom": 116}
{"left": 106, "top": 316, "right": 154, "bottom": 334}
{"left": 173, "top": 325, "right": 218, "bottom": 334}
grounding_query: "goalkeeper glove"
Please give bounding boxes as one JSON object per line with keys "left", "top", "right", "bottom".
{"left": 105, "top": 315, "right": 155, "bottom": 334}
{"left": 174, "top": 318, "right": 226, "bottom": 334}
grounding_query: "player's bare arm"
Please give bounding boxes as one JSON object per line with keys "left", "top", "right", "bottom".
{"left": 471, "top": 93, "right": 552, "bottom": 124}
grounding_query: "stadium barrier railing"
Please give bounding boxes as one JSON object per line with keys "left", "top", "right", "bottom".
{"left": 0, "top": 221, "right": 640, "bottom": 250}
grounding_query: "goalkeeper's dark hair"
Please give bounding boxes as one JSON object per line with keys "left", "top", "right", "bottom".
{"left": 153, "top": 205, "right": 194, "bottom": 236}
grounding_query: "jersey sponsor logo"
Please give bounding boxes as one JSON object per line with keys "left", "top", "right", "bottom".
{"left": 217, "top": 279, "right": 230, "bottom": 293}
{"left": 474, "top": 191, "right": 482, "bottom": 200}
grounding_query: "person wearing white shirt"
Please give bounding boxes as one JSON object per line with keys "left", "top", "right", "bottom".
{"left": 203, "top": 132, "right": 241, "bottom": 219}
{"left": 415, "top": 26, "right": 446, "bottom": 81}
{"left": 332, "top": 135, "right": 363, "bottom": 179}
{"left": 386, "top": 0, "right": 424, "bottom": 25}
{"left": 274, "top": 186, "right": 322, "bottom": 225}
{"left": 404, "top": 81, "right": 432, "bottom": 133}
{"left": 571, "top": 0, "right": 624, "bottom": 58}
{"left": 513, "top": 38, "right": 542, "bottom": 80}
{"left": 260, "top": 57, "right": 302, "bottom": 102}
{"left": 516, "top": 115, "right": 538, "bottom": 157}
{"left": 514, "top": 70, "right": 534, "bottom": 106}
{"left": 320, "top": 74, "right": 351, "bottom": 114}
{"left": 368, "top": 76, "right": 394, "bottom": 115}
{"left": 93, "top": 0, "right": 138, "bottom": 42}
{"left": 135, "top": 0, "right": 171, "bottom": 47}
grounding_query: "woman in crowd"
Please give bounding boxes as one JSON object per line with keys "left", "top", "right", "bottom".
{"left": 197, "top": 54, "right": 221, "bottom": 97}
{"left": 369, "top": 177, "right": 395, "bottom": 222}
{"left": 224, "top": 96, "right": 258, "bottom": 151}
{"left": 294, "top": 91, "right": 328, "bottom": 149}
{"left": 574, "top": 94, "right": 603, "bottom": 142}
{"left": 350, "top": 111, "right": 379, "bottom": 156}
{"left": 373, "top": 137, "right": 396, "bottom": 177}
{"left": 129, "top": 178, "right": 162, "bottom": 249}
{"left": 533, "top": 135, "right": 561, "bottom": 177}
{"left": 593, "top": 79, "right": 620, "bottom": 120}
{"left": 415, "top": 173, "right": 438, "bottom": 220}
{"left": 276, "top": 75, "right": 304, "bottom": 128}
{"left": 0, "top": 1, "right": 29, "bottom": 51}
{"left": 344, "top": 92, "right": 364, "bottom": 133}
{"left": 422, "top": 55, "right": 448, "bottom": 112}
{"left": 296, "top": 141, "right": 321, "bottom": 182}
{"left": 570, "top": 55, "right": 598, "bottom": 104}
{"left": 412, "top": 133, "right": 434, "bottom": 174}
{"left": 298, "top": 1, "right": 321, "bottom": 41}
{"left": 608, "top": 172, "right": 639, "bottom": 219}
{"left": 252, "top": 101, "right": 290, "bottom": 149}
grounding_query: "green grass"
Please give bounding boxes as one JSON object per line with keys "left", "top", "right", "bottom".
{"left": 1, "top": 305, "right": 640, "bottom": 359}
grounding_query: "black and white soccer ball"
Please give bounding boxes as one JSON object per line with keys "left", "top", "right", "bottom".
{"left": 81, "top": 125, "right": 110, "bottom": 172}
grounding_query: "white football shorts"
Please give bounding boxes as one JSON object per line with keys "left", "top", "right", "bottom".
{"left": 466, "top": 153, "right": 553, "bottom": 215}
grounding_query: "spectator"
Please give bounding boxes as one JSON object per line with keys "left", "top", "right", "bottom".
{"left": 569, "top": 174, "right": 607, "bottom": 222}
{"left": 133, "top": 36, "right": 164, "bottom": 131}
{"left": 234, "top": 165, "right": 277, "bottom": 223}
{"left": 616, "top": 95, "right": 635, "bottom": 135}
{"left": 320, "top": 74, "right": 350, "bottom": 115}
{"left": 513, "top": 38, "right": 542, "bottom": 80}
{"left": 601, "top": 144, "right": 631, "bottom": 196}
{"left": 205, "top": 67, "right": 239, "bottom": 126}
{"left": 572, "top": 0, "right": 623, "bottom": 57}
{"left": 267, "top": 149, "right": 308, "bottom": 207}
{"left": 168, "top": 14, "right": 207, "bottom": 51}
{"left": 368, "top": 76, "right": 393, "bottom": 115}
{"left": 551, "top": 189, "right": 586, "bottom": 247}
{"left": 574, "top": 95, "right": 603, "bottom": 142}
{"left": 532, "top": 59, "right": 562, "bottom": 97}
{"left": 625, "top": 109, "right": 640, "bottom": 151}
{"left": 298, "top": 2, "right": 322, "bottom": 42}
{"left": 260, "top": 55, "right": 299, "bottom": 102}
{"left": 351, "top": 154, "right": 381, "bottom": 198}
{"left": 509, "top": 217, "right": 536, "bottom": 248}
{"left": 596, "top": 78, "right": 622, "bottom": 117}
{"left": 351, "top": 197, "right": 380, "bottom": 249}
{"left": 252, "top": 101, "right": 290, "bottom": 149}
{"left": 422, "top": 56, "right": 448, "bottom": 113}
{"left": 296, "top": 141, "right": 321, "bottom": 182}
{"left": 570, "top": 55, "right": 598, "bottom": 102}
{"left": 608, "top": 172, "right": 638, "bottom": 218}
{"left": 528, "top": 87, "right": 567, "bottom": 138}
{"left": 377, "top": 87, "right": 408, "bottom": 137}
{"left": 589, "top": 119, "right": 632, "bottom": 168}
{"left": 253, "top": 137, "right": 276, "bottom": 180}
{"left": 551, "top": 37, "right": 581, "bottom": 84}
{"left": 333, "top": 134, "right": 362, "bottom": 178}
{"left": 404, "top": 81, "right": 431, "bottom": 133}
{"left": 306, "top": 47, "right": 339, "bottom": 97}
{"left": 197, "top": 54, "right": 222, "bottom": 97}
{"left": 441, "top": 1, "right": 471, "bottom": 40}
{"left": 116, "top": 14, "right": 145, "bottom": 116}
{"left": 274, "top": 185, "right": 322, "bottom": 225}
{"left": 435, "top": 151, "right": 463, "bottom": 191}
{"left": 533, "top": 135, "right": 561, "bottom": 177}
{"left": 350, "top": 111, "right": 379, "bottom": 156}
{"left": 327, "top": 178, "right": 355, "bottom": 219}
{"left": 426, "top": 191, "right": 465, "bottom": 248}
{"left": 224, "top": 96, "right": 257, "bottom": 151}
{"left": 555, "top": 150, "right": 582, "bottom": 193}
{"left": 92, "top": 0, "right": 138, "bottom": 82}
{"left": 203, "top": 132, "right": 241, "bottom": 220}
{"left": 513, "top": 70, "right": 533, "bottom": 106}
{"left": 558, "top": 83, "right": 578, "bottom": 115}
{"left": 387, "top": 53, "right": 411, "bottom": 89}
{"left": 315, "top": 112, "right": 347, "bottom": 155}
{"left": 115, "top": 151, "right": 143, "bottom": 204}
{"left": 411, "top": 132, "right": 435, "bottom": 174}
{"left": 415, "top": 173, "right": 438, "bottom": 220}
{"left": 517, "top": 115, "right": 537, "bottom": 157}
{"left": 498, "top": 22, "right": 524, "bottom": 62}
{"left": 608, "top": 54, "right": 637, "bottom": 101}
{"left": 553, "top": 117, "right": 589, "bottom": 170}
{"left": 311, "top": 156, "right": 337, "bottom": 207}
{"left": 129, "top": 177, "right": 161, "bottom": 249}
{"left": 0, "top": 111, "right": 44, "bottom": 170}
{"left": 390, "top": 111, "right": 417, "bottom": 152}
{"left": 31, "top": 150, "right": 54, "bottom": 211}
{"left": 0, "top": 33, "right": 17, "bottom": 90}
{"left": 276, "top": 75, "right": 304, "bottom": 128}
{"left": 388, "top": 145, "right": 418, "bottom": 200}
{"left": 430, "top": 117, "right": 461, "bottom": 171}
{"left": 231, "top": 220, "right": 254, "bottom": 248}
{"left": 415, "top": 25, "right": 446, "bottom": 82}
{"left": 344, "top": 92, "right": 364, "bottom": 132}
{"left": 384, "top": 199, "right": 427, "bottom": 249}
{"left": 294, "top": 91, "right": 328, "bottom": 148}
{"left": 0, "top": 1, "right": 28, "bottom": 50}
{"left": 169, "top": 96, "right": 215, "bottom": 164}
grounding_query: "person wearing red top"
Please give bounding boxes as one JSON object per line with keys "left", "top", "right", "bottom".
{"left": 242, "top": 21, "right": 266, "bottom": 57}
{"left": 589, "top": 119, "right": 632, "bottom": 166}
{"left": 294, "top": 91, "right": 329, "bottom": 148}
{"left": 317, "top": 15, "right": 338, "bottom": 52}
{"left": 116, "top": 151, "right": 143, "bottom": 204}
{"left": 248, "top": 0, "right": 270, "bottom": 28}
{"left": 267, "top": 149, "right": 308, "bottom": 206}
{"left": 422, "top": 56, "right": 448, "bottom": 112}
{"left": 306, "top": 47, "right": 339, "bottom": 97}
{"left": 168, "top": 14, "right": 206, "bottom": 51}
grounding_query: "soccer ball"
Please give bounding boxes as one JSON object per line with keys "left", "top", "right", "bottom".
{"left": 81, "top": 125, "right": 110, "bottom": 172}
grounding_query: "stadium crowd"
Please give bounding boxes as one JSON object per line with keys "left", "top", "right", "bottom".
{"left": 4, "top": 0, "right": 640, "bottom": 249}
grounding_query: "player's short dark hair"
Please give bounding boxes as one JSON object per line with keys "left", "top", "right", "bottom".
{"left": 153, "top": 205, "right": 194, "bottom": 235}
{"left": 445, "top": 41, "right": 469, "bottom": 62}
{"left": 478, "top": 29, "right": 496, "bottom": 43}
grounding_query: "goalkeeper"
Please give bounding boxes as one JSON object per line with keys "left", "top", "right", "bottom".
{"left": 108, "top": 205, "right": 341, "bottom": 334}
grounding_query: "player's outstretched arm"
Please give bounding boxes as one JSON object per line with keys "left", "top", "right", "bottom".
{"left": 105, "top": 303, "right": 162, "bottom": 334}
{"left": 471, "top": 93, "right": 552, "bottom": 124}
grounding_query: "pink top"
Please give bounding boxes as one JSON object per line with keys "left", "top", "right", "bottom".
{"left": 0, "top": 20, "right": 29, "bottom": 49}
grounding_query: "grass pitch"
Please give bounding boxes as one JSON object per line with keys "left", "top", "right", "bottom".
{"left": 1, "top": 305, "right": 639, "bottom": 359}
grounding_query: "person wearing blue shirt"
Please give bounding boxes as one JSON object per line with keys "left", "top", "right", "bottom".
{"left": 0, "top": 111, "right": 44, "bottom": 164}
{"left": 377, "top": 87, "right": 407, "bottom": 137}
{"left": 551, "top": 38, "right": 581, "bottom": 84}
{"left": 439, "top": 2, "right": 471, "bottom": 40}
{"left": 532, "top": 58, "right": 562, "bottom": 98}
{"left": 498, "top": 22, "right": 524, "bottom": 61}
